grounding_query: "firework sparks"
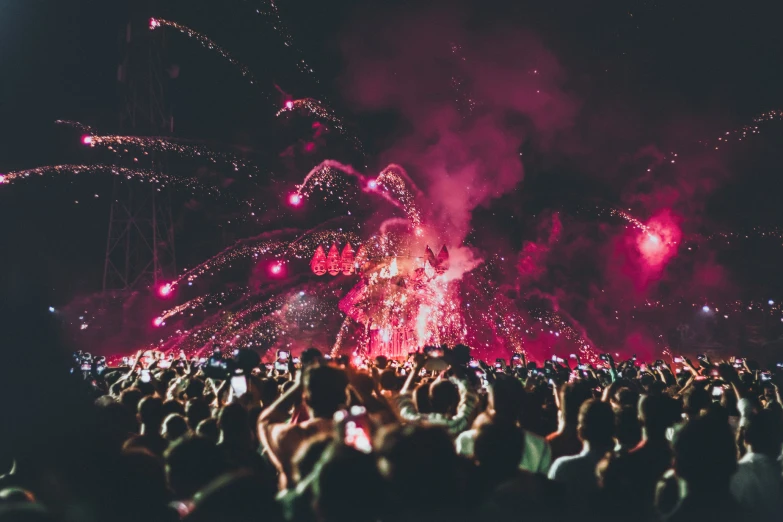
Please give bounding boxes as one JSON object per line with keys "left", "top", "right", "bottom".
{"left": 149, "top": 17, "right": 267, "bottom": 100}
{"left": 277, "top": 98, "right": 365, "bottom": 155}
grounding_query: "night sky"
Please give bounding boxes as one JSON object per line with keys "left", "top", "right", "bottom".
{"left": 2, "top": 0, "right": 783, "bottom": 355}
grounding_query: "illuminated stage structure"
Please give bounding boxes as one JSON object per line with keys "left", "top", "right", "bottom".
{"left": 311, "top": 243, "right": 460, "bottom": 358}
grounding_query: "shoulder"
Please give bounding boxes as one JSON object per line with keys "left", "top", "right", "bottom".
{"left": 455, "top": 429, "right": 477, "bottom": 455}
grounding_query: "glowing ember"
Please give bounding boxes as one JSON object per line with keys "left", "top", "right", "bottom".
{"left": 0, "top": 174, "right": 5, "bottom": 184}
{"left": 367, "top": 179, "right": 378, "bottom": 190}
{"left": 285, "top": 100, "right": 294, "bottom": 109}
{"left": 270, "top": 263, "right": 283, "bottom": 275}
{"left": 149, "top": 17, "right": 160, "bottom": 30}
{"left": 153, "top": 317, "right": 164, "bottom": 327}
{"left": 158, "top": 283, "right": 173, "bottom": 297}
{"left": 288, "top": 193, "right": 302, "bottom": 206}
{"left": 702, "top": 305, "right": 711, "bottom": 313}
{"left": 81, "top": 135, "right": 92, "bottom": 146}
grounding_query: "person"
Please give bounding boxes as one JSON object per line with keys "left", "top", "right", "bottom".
{"left": 216, "top": 403, "right": 274, "bottom": 485}
{"left": 729, "top": 409, "right": 783, "bottom": 520}
{"left": 548, "top": 399, "right": 614, "bottom": 502}
{"left": 184, "top": 398, "right": 211, "bottom": 432}
{"left": 396, "top": 358, "right": 479, "bottom": 437}
{"left": 124, "top": 396, "right": 168, "bottom": 457}
{"left": 186, "top": 470, "right": 282, "bottom": 522}
{"left": 456, "top": 376, "right": 552, "bottom": 474}
{"left": 164, "top": 435, "right": 225, "bottom": 501}
{"left": 546, "top": 382, "right": 593, "bottom": 459}
{"left": 161, "top": 414, "right": 189, "bottom": 443}
{"left": 196, "top": 418, "right": 219, "bottom": 444}
{"left": 666, "top": 414, "right": 744, "bottom": 522}
{"left": 311, "top": 444, "right": 385, "bottom": 522}
{"left": 258, "top": 365, "right": 349, "bottom": 488}
{"left": 376, "top": 424, "right": 463, "bottom": 521}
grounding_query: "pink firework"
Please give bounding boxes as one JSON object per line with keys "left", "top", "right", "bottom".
{"left": 158, "top": 283, "right": 173, "bottom": 297}
{"left": 636, "top": 210, "right": 681, "bottom": 270}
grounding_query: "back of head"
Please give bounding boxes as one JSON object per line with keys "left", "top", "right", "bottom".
{"left": 258, "top": 378, "right": 279, "bottom": 407}
{"left": 162, "top": 399, "right": 185, "bottom": 417}
{"left": 578, "top": 399, "right": 615, "bottom": 448}
{"left": 614, "top": 406, "right": 642, "bottom": 449}
{"left": 301, "top": 347, "right": 323, "bottom": 367}
{"left": 165, "top": 435, "right": 224, "bottom": 499}
{"left": 379, "top": 369, "right": 401, "bottom": 392}
{"left": 489, "top": 376, "right": 525, "bottom": 424}
{"left": 196, "top": 418, "right": 219, "bottom": 444}
{"left": 217, "top": 403, "right": 248, "bottom": 439}
{"left": 474, "top": 422, "right": 525, "bottom": 477}
{"left": 639, "top": 394, "right": 679, "bottom": 436}
{"left": 162, "top": 414, "right": 189, "bottom": 441}
{"left": 683, "top": 386, "right": 711, "bottom": 417}
{"left": 138, "top": 396, "right": 164, "bottom": 429}
{"left": 429, "top": 379, "right": 460, "bottom": 415}
{"left": 561, "top": 381, "right": 593, "bottom": 426}
{"left": 303, "top": 366, "right": 348, "bottom": 418}
{"left": 376, "top": 425, "right": 459, "bottom": 510}
{"left": 313, "top": 444, "right": 384, "bottom": 522}
{"left": 116, "top": 449, "right": 169, "bottom": 509}
{"left": 352, "top": 372, "right": 375, "bottom": 397}
{"left": 413, "top": 380, "right": 432, "bottom": 413}
{"left": 120, "top": 387, "right": 143, "bottom": 414}
{"left": 673, "top": 415, "right": 736, "bottom": 490}
{"left": 744, "top": 408, "right": 783, "bottom": 457}
{"left": 185, "top": 398, "right": 211, "bottom": 431}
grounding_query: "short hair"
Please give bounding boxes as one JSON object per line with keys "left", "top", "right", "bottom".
{"left": 578, "top": 399, "right": 614, "bottom": 446}
{"left": 489, "top": 376, "right": 525, "bottom": 424}
{"left": 639, "top": 394, "right": 679, "bottom": 435}
{"left": 164, "top": 435, "right": 224, "bottom": 499}
{"left": 162, "top": 414, "right": 189, "bottom": 441}
{"left": 379, "top": 369, "right": 401, "bottom": 391}
{"left": 560, "top": 382, "right": 593, "bottom": 425}
{"left": 313, "top": 444, "right": 384, "bottom": 522}
{"left": 217, "top": 403, "right": 248, "bottom": 437}
{"left": 674, "top": 415, "right": 736, "bottom": 487}
{"left": 303, "top": 366, "right": 348, "bottom": 418}
{"left": 429, "top": 380, "right": 460, "bottom": 415}
{"left": 474, "top": 422, "right": 525, "bottom": 475}
{"left": 745, "top": 409, "right": 783, "bottom": 456}
{"left": 185, "top": 398, "right": 211, "bottom": 431}
{"left": 196, "top": 418, "right": 219, "bottom": 444}
{"left": 120, "top": 387, "right": 143, "bottom": 414}
{"left": 162, "top": 399, "right": 185, "bottom": 417}
{"left": 138, "top": 396, "right": 164, "bottom": 428}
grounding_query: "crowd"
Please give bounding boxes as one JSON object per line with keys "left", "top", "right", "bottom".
{"left": 2, "top": 341, "right": 783, "bottom": 522}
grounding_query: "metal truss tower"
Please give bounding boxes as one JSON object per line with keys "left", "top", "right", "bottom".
{"left": 103, "top": 2, "right": 176, "bottom": 292}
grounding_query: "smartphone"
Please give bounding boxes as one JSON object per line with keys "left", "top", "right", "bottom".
{"left": 158, "top": 359, "right": 171, "bottom": 369}
{"left": 324, "top": 355, "right": 332, "bottom": 361}
{"left": 599, "top": 354, "right": 609, "bottom": 362}
{"left": 121, "top": 356, "right": 129, "bottom": 366}
{"left": 761, "top": 371, "right": 772, "bottom": 382}
{"left": 292, "top": 357, "right": 301, "bottom": 365}
{"left": 695, "top": 375, "right": 708, "bottom": 381}
{"left": 577, "top": 364, "right": 587, "bottom": 370}
{"left": 673, "top": 357, "right": 683, "bottom": 363}
{"left": 495, "top": 358, "right": 506, "bottom": 369}
{"left": 468, "top": 359, "right": 479, "bottom": 368}
{"left": 548, "top": 378, "right": 556, "bottom": 387}
{"left": 399, "top": 369, "right": 407, "bottom": 376}
{"left": 711, "top": 386, "right": 723, "bottom": 398}
{"left": 80, "top": 362, "right": 92, "bottom": 371}
{"left": 569, "top": 354, "right": 577, "bottom": 359}
{"left": 696, "top": 353, "right": 706, "bottom": 361}
{"left": 336, "top": 407, "right": 373, "bottom": 454}
{"left": 274, "top": 361, "right": 288, "bottom": 372}
{"left": 140, "top": 369, "right": 151, "bottom": 383}
{"left": 277, "top": 350, "right": 290, "bottom": 361}
{"left": 230, "top": 375, "right": 248, "bottom": 396}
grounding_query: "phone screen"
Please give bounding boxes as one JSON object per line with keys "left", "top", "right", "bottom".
{"left": 140, "top": 370, "right": 151, "bottom": 383}
{"left": 230, "top": 375, "right": 248, "bottom": 397}
{"left": 277, "top": 350, "right": 290, "bottom": 361}
{"left": 712, "top": 386, "right": 723, "bottom": 398}
{"left": 468, "top": 359, "right": 479, "bottom": 368}
{"left": 274, "top": 361, "right": 288, "bottom": 372}
{"left": 80, "top": 362, "right": 91, "bottom": 371}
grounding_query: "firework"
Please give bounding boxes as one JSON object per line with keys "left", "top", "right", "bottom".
{"left": 149, "top": 17, "right": 268, "bottom": 101}
{"left": 277, "top": 98, "right": 365, "bottom": 155}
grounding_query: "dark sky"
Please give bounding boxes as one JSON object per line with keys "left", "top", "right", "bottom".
{"left": 2, "top": 0, "right": 783, "bottom": 308}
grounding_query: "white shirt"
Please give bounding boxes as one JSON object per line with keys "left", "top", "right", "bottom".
{"left": 730, "top": 451, "right": 783, "bottom": 521}
{"left": 455, "top": 428, "right": 552, "bottom": 474}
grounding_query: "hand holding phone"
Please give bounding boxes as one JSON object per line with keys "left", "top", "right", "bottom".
{"left": 230, "top": 375, "right": 248, "bottom": 396}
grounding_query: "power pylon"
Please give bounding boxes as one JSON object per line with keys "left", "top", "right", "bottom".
{"left": 103, "top": 3, "right": 175, "bottom": 292}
